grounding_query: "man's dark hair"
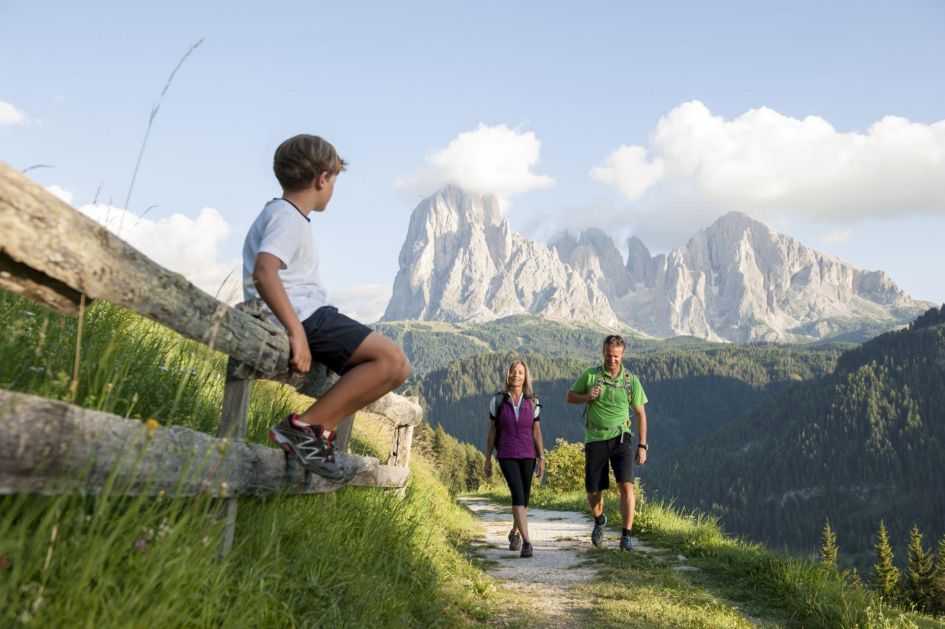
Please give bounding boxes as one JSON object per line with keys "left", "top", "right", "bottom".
{"left": 603, "top": 334, "right": 626, "bottom": 350}
{"left": 273, "top": 134, "right": 347, "bottom": 192}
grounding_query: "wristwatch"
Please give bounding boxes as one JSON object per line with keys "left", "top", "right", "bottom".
{"left": 637, "top": 443, "right": 648, "bottom": 450}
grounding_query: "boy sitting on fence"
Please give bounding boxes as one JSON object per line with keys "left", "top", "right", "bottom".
{"left": 242, "top": 134, "right": 411, "bottom": 480}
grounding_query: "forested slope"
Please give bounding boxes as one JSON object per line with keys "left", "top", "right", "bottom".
{"left": 413, "top": 345, "right": 842, "bottom": 458}
{"left": 649, "top": 306, "right": 945, "bottom": 563}
{"left": 376, "top": 315, "right": 637, "bottom": 376}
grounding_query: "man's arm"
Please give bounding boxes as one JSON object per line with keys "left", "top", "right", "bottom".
{"left": 634, "top": 405, "right": 647, "bottom": 465}
{"left": 566, "top": 382, "right": 601, "bottom": 404}
{"left": 252, "top": 252, "right": 311, "bottom": 373}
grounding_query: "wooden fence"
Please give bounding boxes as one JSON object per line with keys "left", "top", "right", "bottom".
{"left": 0, "top": 161, "right": 422, "bottom": 552}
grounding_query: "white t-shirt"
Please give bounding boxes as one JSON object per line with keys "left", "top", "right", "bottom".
{"left": 242, "top": 198, "right": 329, "bottom": 322}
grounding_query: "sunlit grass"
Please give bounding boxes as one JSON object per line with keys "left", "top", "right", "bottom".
{"left": 475, "top": 469, "right": 935, "bottom": 627}
{"left": 0, "top": 292, "right": 499, "bottom": 626}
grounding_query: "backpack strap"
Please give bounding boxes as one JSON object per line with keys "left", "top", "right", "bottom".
{"left": 490, "top": 391, "right": 507, "bottom": 452}
{"left": 490, "top": 391, "right": 507, "bottom": 420}
{"left": 528, "top": 394, "right": 541, "bottom": 420}
{"left": 585, "top": 367, "right": 636, "bottom": 432}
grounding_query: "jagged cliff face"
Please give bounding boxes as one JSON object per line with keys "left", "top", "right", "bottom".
{"left": 614, "top": 212, "right": 924, "bottom": 342}
{"left": 382, "top": 186, "right": 620, "bottom": 326}
{"left": 383, "top": 187, "right": 930, "bottom": 342}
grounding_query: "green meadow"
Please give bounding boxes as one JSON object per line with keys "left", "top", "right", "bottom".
{"left": 2, "top": 291, "right": 942, "bottom": 627}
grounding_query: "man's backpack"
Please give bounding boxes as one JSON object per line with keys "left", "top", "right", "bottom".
{"left": 584, "top": 366, "right": 636, "bottom": 432}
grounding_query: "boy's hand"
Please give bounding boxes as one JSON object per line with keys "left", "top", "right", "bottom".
{"left": 288, "top": 329, "right": 311, "bottom": 373}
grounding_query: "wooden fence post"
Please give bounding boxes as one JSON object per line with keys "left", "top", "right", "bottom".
{"left": 388, "top": 425, "right": 414, "bottom": 468}
{"left": 218, "top": 357, "right": 253, "bottom": 556}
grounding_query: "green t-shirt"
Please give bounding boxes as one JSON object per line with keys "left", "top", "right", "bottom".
{"left": 570, "top": 365, "right": 648, "bottom": 443}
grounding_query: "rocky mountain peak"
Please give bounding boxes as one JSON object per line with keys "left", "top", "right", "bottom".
{"left": 384, "top": 189, "right": 931, "bottom": 341}
{"left": 383, "top": 187, "right": 620, "bottom": 326}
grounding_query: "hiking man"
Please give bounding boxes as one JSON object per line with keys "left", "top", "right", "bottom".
{"left": 566, "top": 334, "right": 648, "bottom": 551}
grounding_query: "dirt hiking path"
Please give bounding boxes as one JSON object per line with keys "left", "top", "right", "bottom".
{"left": 460, "top": 496, "right": 641, "bottom": 627}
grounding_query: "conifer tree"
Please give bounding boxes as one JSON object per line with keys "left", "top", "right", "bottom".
{"left": 871, "top": 521, "right": 900, "bottom": 601}
{"left": 906, "top": 525, "right": 935, "bottom": 612}
{"left": 820, "top": 518, "right": 839, "bottom": 567}
{"left": 933, "top": 535, "right": 945, "bottom": 616}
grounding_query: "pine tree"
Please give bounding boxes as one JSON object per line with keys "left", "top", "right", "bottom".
{"left": 871, "top": 521, "right": 900, "bottom": 601}
{"left": 820, "top": 518, "right": 839, "bottom": 568}
{"left": 933, "top": 534, "right": 945, "bottom": 616}
{"left": 906, "top": 525, "right": 935, "bottom": 613}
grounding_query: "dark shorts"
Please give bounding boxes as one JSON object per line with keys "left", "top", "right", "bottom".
{"left": 301, "top": 306, "right": 372, "bottom": 376}
{"left": 498, "top": 458, "right": 537, "bottom": 507}
{"left": 585, "top": 434, "right": 634, "bottom": 493}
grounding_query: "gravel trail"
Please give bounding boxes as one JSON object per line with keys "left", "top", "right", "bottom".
{"left": 459, "top": 496, "right": 609, "bottom": 626}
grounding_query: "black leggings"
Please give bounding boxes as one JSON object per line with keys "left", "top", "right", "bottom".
{"left": 498, "top": 458, "right": 537, "bottom": 507}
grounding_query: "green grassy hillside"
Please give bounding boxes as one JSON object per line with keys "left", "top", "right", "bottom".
{"left": 0, "top": 292, "right": 496, "bottom": 626}
{"left": 4, "top": 291, "right": 942, "bottom": 625}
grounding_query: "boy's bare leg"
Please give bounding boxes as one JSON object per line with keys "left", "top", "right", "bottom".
{"left": 297, "top": 332, "right": 410, "bottom": 430}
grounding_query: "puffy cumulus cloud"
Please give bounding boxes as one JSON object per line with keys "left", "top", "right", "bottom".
{"left": 592, "top": 100, "right": 945, "bottom": 223}
{"left": 590, "top": 146, "right": 664, "bottom": 202}
{"left": 396, "top": 123, "right": 554, "bottom": 204}
{"left": 330, "top": 283, "right": 392, "bottom": 324}
{"left": 45, "top": 185, "right": 74, "bottom": 206}
{"left": 78, "top": 203, "right": 241, "bottom": 302}
{"left": 0, "top": 101, "right": 29, "bottom": 126}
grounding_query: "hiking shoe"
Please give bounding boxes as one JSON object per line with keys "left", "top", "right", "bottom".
{"left": 268, "top": 415, "right": 344, "bottom": 480}
{"left": 508, "top": 530, "right": 522, "bottom": 551}
{"left": 520, "top": 541, "right": 533, "bottom": 558}
{"left": 591, "top": 513, "right": 607, "bottom": 547}
{"left": 620, "top": 533, "right": 633, "bottom": 552}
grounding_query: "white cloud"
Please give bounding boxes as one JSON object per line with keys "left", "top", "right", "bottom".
{"left": 78, "top": 203, "right": 241, "bottom": 302}
{"left": 330, "top": 283, "right": 392, "bottom": 324}
{"left": 819, "top": 229, "right": 852, "bottom": 244}
{"left": 0, "top": 101, "right": 29, "bottom": 126}
{"left": 45, "top": 185, "right": 74, "bottom": 206}
{"left": 593, "top": 100, "right": 945, "bottom": 223}
{"left": 590, "top": 146, "right": 664, "bottom": 202}
{"left": 396, "top": 123, "right": 554, "bottom": 203}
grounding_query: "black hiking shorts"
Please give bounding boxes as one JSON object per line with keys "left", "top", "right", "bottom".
{"left": 585, "top": 434, "right": 634, "bottom": 492}
{"left": 301, "top": 306, "right": 372, "bottom": 376}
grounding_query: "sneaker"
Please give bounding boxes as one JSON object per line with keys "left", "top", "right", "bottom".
{"left": 268, "top": 415, "right": 344, "bottom": 480}
{"left": 591, "top": 513, "right": 607, "bottom": 547}
{"left": 508, "top": 530, "right": 522, "bottom": 551}
{"left": 620, "top": 533, "right": 633, "bottom": 552}
{"left": 520, "top": 541, "right": 533, "bottom": 558}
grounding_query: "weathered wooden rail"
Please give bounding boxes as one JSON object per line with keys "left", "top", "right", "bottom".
{"left": 0, "top": 161, "right": 421, "bottom": 552}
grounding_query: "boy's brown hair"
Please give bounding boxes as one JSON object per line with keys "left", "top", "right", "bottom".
{"left": 273, "top": 134, "right": 347, "bottom": 192}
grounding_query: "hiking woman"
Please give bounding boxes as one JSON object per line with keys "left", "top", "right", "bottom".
{"left": 484, "top": 360, "right": 545, "bottom": 558}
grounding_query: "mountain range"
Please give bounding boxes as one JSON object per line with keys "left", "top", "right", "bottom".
{"left": 382, "top": 186, "right": 930, "bottom": 343}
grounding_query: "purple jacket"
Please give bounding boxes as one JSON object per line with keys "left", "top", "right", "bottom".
{"left": 491, "top": 394, "right": 539, "bottom": 459}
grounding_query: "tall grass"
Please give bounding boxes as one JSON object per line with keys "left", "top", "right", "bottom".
{"left": 0, "top": 292, "right": 497, "bottom": 626}
{"left": 510, "top": 480, "right": 937, "bottom": 628}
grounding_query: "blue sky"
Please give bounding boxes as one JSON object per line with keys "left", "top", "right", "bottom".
{"left": 2, "top": 1, "right": 944, "bottom": 321}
